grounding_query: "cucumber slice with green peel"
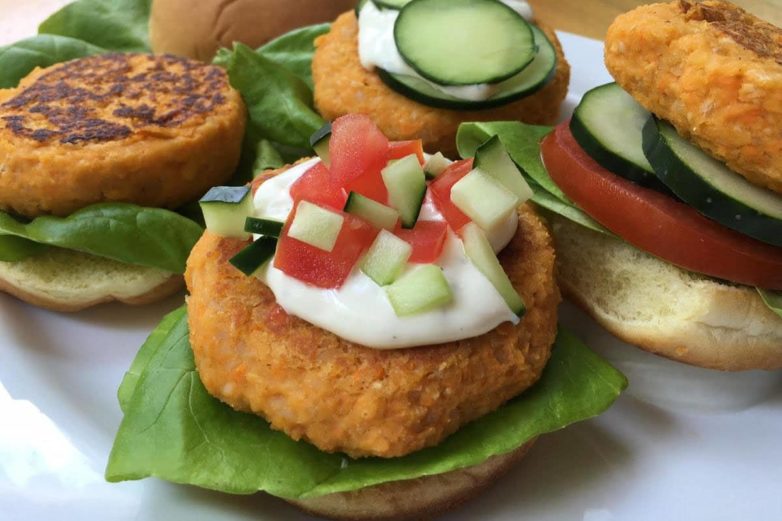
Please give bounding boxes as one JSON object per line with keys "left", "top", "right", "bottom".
{"left": 356, "top": 0, "right": 369, "bottom": 15}
{"left": 451, "top": 170, "right": 519, "bottom": 231}
{"left": 244, "top": 217, "right": 284, "bottom": 237}
{"left": 344, "top": 192, "right": 400, "bottom": 230}
{"left": 373, "top": 0, "right": 410, "bottom": 8}
{"left": 229, "top": 236, "right": 277, "bottom": 277}
{"left": 377, "top": 24, "right": 556, "bottom": 110}
{"left": 394, "top": 0, "right": 535, "bottom": 86}
{"left": 474, "top": 135, "right": 533, "bottom": 202}
{"left": 287, "top": 201, "right": 344, "bottom": 252}
{"left": 199, "top": 186, "right": 253, "bottom": 239}
{"left": 643, "top": 117, "right": 782, "bottom": 247}
{"left": 385, "top": 264, "right": 453, "bottom": 316}
{"left": 424, "top": 152, "right": 452, "bottom": 179}
{"left": 361, "top": 229, "right": 413, "bottom": 285}
{"left": 570, "top": 83, "right": 668, "bottom": 190}
{"left": 309, "top": 122, "right": 332, "bottom": 166}
{"left": 381, "top": 154, "right": 427, "bottom": 229}
{"left": 461, "top": 222, "right": 525, "bottom": 316}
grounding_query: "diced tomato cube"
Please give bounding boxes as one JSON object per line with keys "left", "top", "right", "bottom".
{"left": 329, "top": 114, "right": 389, "bottom": 187}
{"left": 274, "top": 207, "right": 378, "bottom": 289}
{"left": 289, "top": 162, "right": 346, "bottom": 211}
{"left": 429, "top": 158, "right": 474, "bottom": 232}
{"left": 345, "top": 169, "right": 388, "bottom": 204}
{"left": 388, "top": 140, "right": 425, "bottom": 164}
{"left": 395, "top": 220, "right": 448, "bottom": 263}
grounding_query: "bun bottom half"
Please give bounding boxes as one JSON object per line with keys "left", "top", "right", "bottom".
{"left": 290, "top": 440, "right": 535, "bottom": 521}
{"left": 0, "top": 248, "right": 182, "bottom": 312}
{"left": 548, "top": 214, "right": 782, "bottom": 371}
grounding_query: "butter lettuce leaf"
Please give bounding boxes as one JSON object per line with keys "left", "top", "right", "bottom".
{"left": 259, "top": 23, "right": 330, "bottom": 88}
{"left": 758, "top": 289, "right": 782, "bottom": 319}
{"left": 0, "top": 204, "right": 202, "bottom": 273}
{"left": 0, "top": 235, "right": 48, "bottom": 262}
{"left": 0, "top": 34, "right": 104, "bottom": 88}
{"left": 106, "top": 307, "right": 626, "bottom": 499}
{"left": 38, "top": 0, "right": 152, "bottom": 52}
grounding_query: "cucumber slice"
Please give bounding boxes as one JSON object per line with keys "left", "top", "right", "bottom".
{"left": 229, "top": 236, "right": 277, "bottom": 276}
{"left": 377, "top": 24, "right": 555, "bottom": 110}
{"left": 244, "top": 217, "right": 284, "bottom": 237}
{"left": 344, "top": 192, "right": 400, "bottom": 230}
{"left": 394, "top": 0, "right": 535, "bottom": 86}
{"left": 381, "top": 154, "right": 427, "bottom": 229}
{"left": 199, "top": 186, "right": 253, "bottom": 239}
{"left": 461, "top": 222, "right": 525, "bottom": 316}
{"left": 474, "top": 135, "right": 533, "bottom": 202}
{"left": 450, "top": 170, "right": 519, "bottom": 231}
{"left": 570, "top": 83, "right": 667, "bottom": 190}
{"left": 373, "top": 0, "right": 409, "bottom": 8}
{"left": 287, "top": 201, "right": 344, "bottom": 252}
{"left": 643, "top": 117, "right": 782, "bottom": 247}
{"left": 361, "top": 229, "right": 413, "bottom": 285}
{"left": 424, "top": 152, "right": 452, "bottom": 179}
{"left": 385, "top": 264, "right": 452, "bottom": 316}
{"left": 309, "top": 122, "right": 332, "bottom": 166}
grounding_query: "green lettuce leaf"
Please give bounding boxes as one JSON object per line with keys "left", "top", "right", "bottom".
{"left": 0, "top": 235, "right": 48, "bottom": 262}
{"left": 0, "top": 204, "right": 202, "bottom": 273}
{"left": 0, "top": 34, "right": 104, "bottom": 88}
{"left": 758, "top": 289, "right": 782, "bottom": 318}
{"left": 259, "top": 24, "right": 330, "bottom": 88}
{"left": 106, "top": 307, "right": 626, "bottom": 499}
{"left": 38, "top": 0, "right": 152, "bottom": 52}
{"left": 531, "top": 187, "right": 611, "bottom": 236}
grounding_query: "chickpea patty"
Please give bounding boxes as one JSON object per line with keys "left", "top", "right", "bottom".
{"left": 0, "top": 53, "right": 246, "bottom": 217}
{"left": 185, "top": 174, "right": 559, "bottom": 458}
{"left": 605, "top": 1, "right": 782, "bottom": 194}
{"left": 312, "top": 11, "right": 569, "bottom": 157}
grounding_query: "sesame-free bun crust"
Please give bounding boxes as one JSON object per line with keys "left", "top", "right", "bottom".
{"left": 549, "top": 214, "right": 782, "bottom": 371}
{"left": 149, "top": 0, "right": 357, "bottom": 61}
{"left": 605, "top": 1, "right": 782, "bottom": 195}
{"left": 312, "top": 12, "right": 569, "bottom": 157}
{"left": 185, "top": 167, "right": 559, "bottom": 458}
{"left": 0, "top": 248, "right": 182, "bottom": 312}
{"left": 0, "top": 53, "right": 245, "bottom": 218}
{"left": 290, "top": 440, "right": 535, "bottom": 521}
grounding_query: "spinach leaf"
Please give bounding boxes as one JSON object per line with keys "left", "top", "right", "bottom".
{"left": 38, "top": 0, "right": 152, "bottom": 52}
{"left": 106, "top": 308, "right": 626, "bottom": 498}
{"left": 0, "top": 204, "right": 202, "bottom": 274}
{"left": 0, "top": 35, "right": 104, "bottom": 88}
{"left": 259, "top": 23, "right": 330, "bottom": 88}
{"left": 758, "top": 289, "right": 782, "bottom": 319}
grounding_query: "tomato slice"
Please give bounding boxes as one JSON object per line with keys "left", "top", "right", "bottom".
{"left": 289, "top": 162, "right": 347, "bottom": 210}
{"left": 274, "top": 206, "right": 378, "bottom": 288}
{"left": 429, "top": 158, "right": 474, "bottom": 232}
{"left": 395, "top": 220, "right": 448, "bottom": 263}
{"left": 542, "top": 122, "right": 782, "bottom": 290}
{"left": 388, "top": 140, "right": 425, "bottom": 164}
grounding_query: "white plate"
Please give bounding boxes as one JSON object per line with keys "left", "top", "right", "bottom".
{"left": 0, "top": 15, "right": 781, "bottom": 521}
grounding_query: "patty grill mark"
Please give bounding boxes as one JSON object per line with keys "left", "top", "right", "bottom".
{"left": 0, "top": 53, "right": 231, "bottom": 144}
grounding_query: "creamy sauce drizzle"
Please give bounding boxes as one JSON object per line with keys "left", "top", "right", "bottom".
{"left": 253, "top": 159, "right": 519, "bottom": 349}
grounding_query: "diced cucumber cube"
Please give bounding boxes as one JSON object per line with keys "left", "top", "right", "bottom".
{"left": 386, "top": 264, "right": 452, "bottom": 316}
{"left": 344, "top": 192, "right": 400, "bottom": 230}
{"left": 310, "top": 122, "right": 332, "bottom": 166}
{"left": 287, "top": 201, "right": 344, "bottom": 252}
{"left": 474, "top": 135, "right": 533, "bottom": 202}
{"left": 450, "top": 170, "right": 519, "bottom": 231}
{"left": 381, "top": 154, "right": 426, "bottom": 229}
{"left": 228, "top": 236, "right": 277, "bottom": 276}
{"left": 199, "top": 186, "right": 253, "bottom": 239}
{"left": 361, "top": 230, "right": 413, "bottom": 286}
{"left": 424, "top": 152, "right": 453, "bottom": 179}
{"left": 461, "top": 222, "right": 525, "bottom": 316}
{"left": 244, "top": 217, "right": 284, "bottom": 237}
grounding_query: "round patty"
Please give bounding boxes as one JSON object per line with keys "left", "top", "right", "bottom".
{"left": 605, "top": 1, "right": 782, "bottom": 195}
{"left": 0, "top": 53, "right": 246, "bottom": 217}
{"left": 312, "top": 11, "right": 569, "bottom": 157}
{"left": 185, "top": 187, "right": 559, "bottom": 459}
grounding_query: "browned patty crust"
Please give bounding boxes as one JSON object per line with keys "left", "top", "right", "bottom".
{"left": 605, "top": 1, "right": 782, "bottom": 194}
{"left": 186, "top": 185, "right": 559, "bottom": 459}
{"left": 0, "top": 53, "right": 246, "bottom": 217}
{"left": 313, "top": 12, "right": 569, "bottom": 157}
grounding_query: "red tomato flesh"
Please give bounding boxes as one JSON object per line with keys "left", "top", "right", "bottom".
{"left": 429, "top": 158, "right": 474, "bottom": 232}
{"left": 274, "top": 205, "right": 378, "bottom": 288}
{"left": 329, "top": 113, "right": 388, "bottom": 187}
{"left": 289, "top": 162, "right": 347, "bottom": 210}
{"left": 542, "top": 122, "right": 782, "bottom": 290}
{"left": 395, "top": 220, "right": 448, "bottom": 263}
{"left": 388, "top": 140, "right": 425, "bottom": 164}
